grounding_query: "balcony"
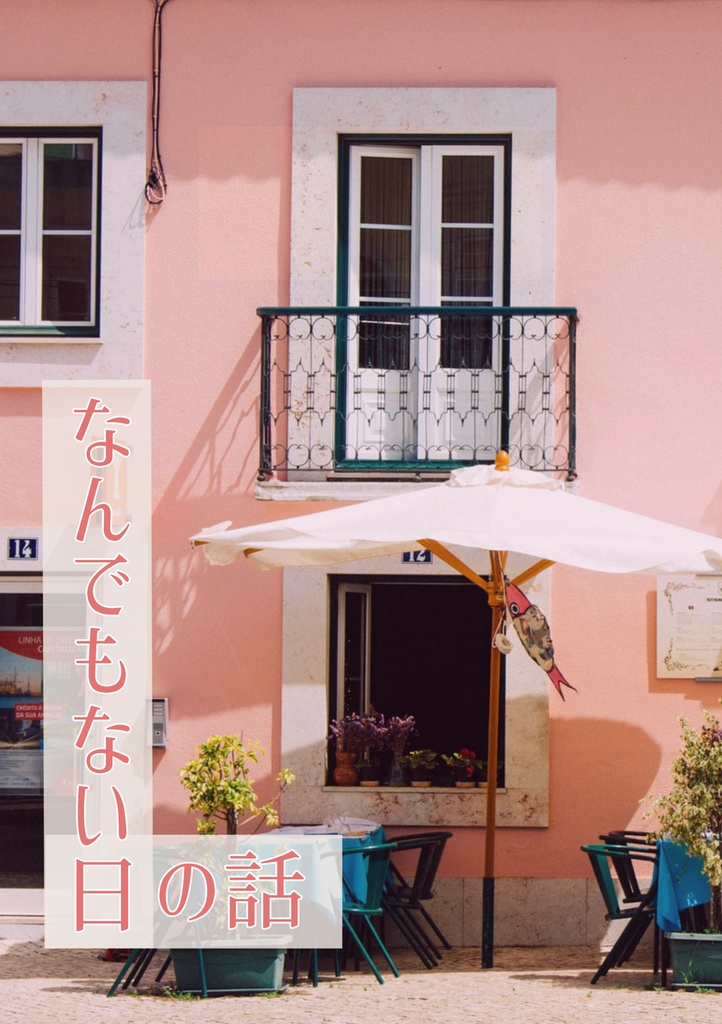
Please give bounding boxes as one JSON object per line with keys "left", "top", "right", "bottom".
{"left": 258, "top": 306, "right": 577, "bottom": 483}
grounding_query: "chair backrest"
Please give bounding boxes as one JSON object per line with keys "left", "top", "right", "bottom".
{"left": 386, "top": 831, "right": 453, "bottom": 901}
{"left": 342, "top": 841, "right": 397, "bottom": 912}
{"left": 599, "top": 831, "right": 655, "bottom": 903}
{"left": 582, "top": 842, "right": 657, "bottom": 920}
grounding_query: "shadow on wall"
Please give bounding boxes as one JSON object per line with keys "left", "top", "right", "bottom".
{"left": 551, "top": 716, "right": 662, "bottom": 843}
{"left": 151, "top": 328, "right": 285, "bottom": 726}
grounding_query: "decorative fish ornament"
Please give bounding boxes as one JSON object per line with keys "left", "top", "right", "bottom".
{"left": 504, "top": 578, "right": 576, "bottom": 700}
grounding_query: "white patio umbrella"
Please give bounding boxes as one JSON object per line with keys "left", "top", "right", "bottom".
{"left": 191, "top": 452, "right": 722, "bottom": 966}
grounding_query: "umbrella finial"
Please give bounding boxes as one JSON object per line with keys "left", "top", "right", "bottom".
{"left": 494, "top": 450, "right": 510, "bottom": 472}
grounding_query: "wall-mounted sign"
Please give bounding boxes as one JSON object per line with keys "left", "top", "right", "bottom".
{"left": 657, "top": 575, "right": 722, "bottom": 679}
{"left": 402, "top": 550, "right": 433, "bottom": 564}
{"left": 7, "top": 537, "right": 38, "bottom": 561}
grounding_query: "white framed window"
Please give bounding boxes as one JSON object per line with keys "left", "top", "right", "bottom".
{"left": 280, "top": 555, "right": 550, "bottom": 829}
{"left": 331, "top": 576, "right": 500, "bottom": 785}
{"left": 261, "top": 87, "right": 556, "bottom": 492}
{"left": 0, "top": 134, "right": 100, "bottom": 332}
{"left": 342, "top": 139, "right": 508, "bottom": 461}
{"left": 290, "top": 87, "right": 554, "bottom": 308}
{"left": 0, "top": 81, "right": 145, "bottom": 386}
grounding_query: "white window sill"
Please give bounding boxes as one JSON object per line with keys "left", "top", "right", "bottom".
{"left": 255, "top": 476, "right": 447, "bottom": 502}
{"left": 0, "top": 336, "right": 101, "bottom": 344}
{"left": 282, "top": 783, "right": 546, "bottom": 829}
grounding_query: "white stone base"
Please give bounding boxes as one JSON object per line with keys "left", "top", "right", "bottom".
{"left": 388, "top": 875, "right": 655, "bottom": 949}
{"left": 0, "top": 917, "right": 44, "bottom": 940}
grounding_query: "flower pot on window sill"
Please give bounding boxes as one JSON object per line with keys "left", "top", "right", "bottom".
{"left": 410, "top": 767, "right": 432, "bottom": 788}
{"left": 333, "top": 751, "right": 359, "bottom": 786}
{"left": 358, "top": 764, "right": 381, "bottom": 787}
{"left": 454, "top": 768, "right": 476, "bottom": 788}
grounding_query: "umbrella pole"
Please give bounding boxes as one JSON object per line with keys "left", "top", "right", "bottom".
{"left": 482, "top": 555, "right": 505, "bottom": 968}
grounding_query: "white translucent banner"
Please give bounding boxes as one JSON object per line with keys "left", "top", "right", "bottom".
{"left": 43, "top": 382, "right": 153, "bottom": 947}
{"left": 151, "top": 835, "right": 342, "bottom": 948}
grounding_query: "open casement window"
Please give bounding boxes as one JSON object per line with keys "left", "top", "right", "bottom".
{"left": 331, "top": 576, "right": 502, "bottom": 780}
{"left": 342, "top": 140, "right": 508, "bottom": 464}
{"left": 0, "top": 134, "right": 100, "bottom": 333}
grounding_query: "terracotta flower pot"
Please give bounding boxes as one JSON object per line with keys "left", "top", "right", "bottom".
{"left": 333, "top": 750, "right": 359, "bottom": 786}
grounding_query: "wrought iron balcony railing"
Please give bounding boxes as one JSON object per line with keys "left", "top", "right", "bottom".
{"left": 257, "top": 306, "right": 577, "bottom": 480}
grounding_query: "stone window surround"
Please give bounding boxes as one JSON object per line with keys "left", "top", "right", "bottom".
{"left": 280, "top": 549, "right": 550, "bottom": 828}
{"left": 257, "top": 85, "right": 556, "bottom": 501}
{"left": 0, "top": 81, "right": 146, "bottom": 386}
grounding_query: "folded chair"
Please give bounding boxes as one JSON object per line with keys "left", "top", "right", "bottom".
{"left": 107, "top": 948, "right": 170, "bottom": 996}
{"left": 582, "top": 842, "right": 658, "bottom": 984}
{"left": 341, "top": 841, "right": 400, "bottom": 985}
{"left": 599, "top": 832, "right": 654, "bottom": 903}
{"left": 383, "top": 831, "right": 453, "bottom": 968}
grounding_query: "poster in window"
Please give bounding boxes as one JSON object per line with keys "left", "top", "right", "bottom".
{"left": 0, "top": 630, "right": 43, "bottom": 792}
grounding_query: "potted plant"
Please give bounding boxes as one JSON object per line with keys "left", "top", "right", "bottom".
{"left": 402, "top": 749, "right": 439, "bottom": 787}
{"left": 442, "top": 748, "right": 483, "bottom": 788}
{"left": 328, "top": 712, "right": 385, "bottom": 785}
{"left": 646, "top": 707, "right": 722, "bottom": 986}
{"left": 384, "top": 714, "right": 417, "bottom": 786}
{"left": 354, "top": 712, "right": 388, "bottom": 786}
{"left": 172, "top": 734, "right": 295, "bottom": 994}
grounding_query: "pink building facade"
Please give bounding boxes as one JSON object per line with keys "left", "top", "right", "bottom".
{"left": 1, "top": 0, "right": 722, "bottom": 946}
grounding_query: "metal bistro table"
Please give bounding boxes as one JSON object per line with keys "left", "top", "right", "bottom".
{"left": 272, "top": 820, "right": 386, "bottom": 900}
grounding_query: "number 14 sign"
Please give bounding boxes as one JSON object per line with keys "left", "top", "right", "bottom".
{"left": 8, "top": 537, "right": 38, "bottom": 560}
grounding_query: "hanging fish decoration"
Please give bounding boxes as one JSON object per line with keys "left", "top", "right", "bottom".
{"left": 504, "top": 578, "right": 576, "bottom": 700}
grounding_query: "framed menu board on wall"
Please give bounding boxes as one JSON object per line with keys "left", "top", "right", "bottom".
{"left": 657, "top": 575, "right": 722, "bottom": 679}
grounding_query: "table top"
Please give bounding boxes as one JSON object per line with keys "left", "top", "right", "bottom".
{"left": 270, "top": 822, "right": 386, "bottom": 902}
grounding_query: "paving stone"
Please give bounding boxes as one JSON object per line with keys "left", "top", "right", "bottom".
{"left": 1, "top": 940, "right": 721, "bottom": 1024}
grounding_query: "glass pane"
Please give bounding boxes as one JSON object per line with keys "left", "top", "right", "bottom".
{"left": 0, "top": 144, "right": 22, "bottom": 231}
{"left": 440, "top": 307, "right": 493, "bottom": 369}
{"left": 43, "top": 143, "right": 94, "bottom": 231}
{"left": 341, "top": 590, "right": 367, "bottom": 715}
{"left": 360, "top": 228, "right": 411, "bottom": 299}
{"left": 360, "top": 156, "right": 412, "bottom": 226}
{"left": 441, "top": 227, "right": 493, "bottom": 298}
{"left": 0, "top": 235, "right": 20, "bottom": 320}
{"left": 358, "top": 312, "right": 410, "bottom": 370}
{"left": 442, "top": 154, "right": 495, "bottom": 224}
{"left": 41, "top": 235, "right": 91, "bottom": 321}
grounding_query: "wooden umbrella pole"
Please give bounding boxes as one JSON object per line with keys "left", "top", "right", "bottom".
{"left": 482, "top": 551, "right": 506, "bottom": 968}
{"left": 419, "top": 533, "right": 551, "bottom": 969}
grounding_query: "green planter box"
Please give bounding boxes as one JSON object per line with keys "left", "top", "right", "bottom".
{"left": 668, "top": 933, "right": 722, "bottom": 989}
{"left": 171, "top": 948, "right": 286, "bottom": 995}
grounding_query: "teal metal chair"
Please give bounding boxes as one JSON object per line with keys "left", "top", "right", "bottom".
{"left": 382, "top": 831, "right": 453, "bottom": 968}
{"left": 582, "top": 842, "right": 658, "bottom": 984}
{"left": 341, "top": 841, "right": 400, "bottom": 984}
{"left": 107, "top": 948, "right": 168, "bottom": 996}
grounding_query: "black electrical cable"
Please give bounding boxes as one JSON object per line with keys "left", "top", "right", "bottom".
{"left": 146, "top": 0, "right": 174, "bottom": 205}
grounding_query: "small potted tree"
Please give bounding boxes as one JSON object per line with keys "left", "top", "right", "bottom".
{"left": 172, "top": 734, "right": 295, "bottom": 994}
{"left": 646, "top": 707, "right": 722, "bottom": 986}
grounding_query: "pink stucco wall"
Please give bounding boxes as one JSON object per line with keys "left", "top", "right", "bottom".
{"left": 2, "top": 0, "right": 722, "bottom": 884}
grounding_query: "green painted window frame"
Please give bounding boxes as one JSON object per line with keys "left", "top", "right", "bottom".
{"left": 0, "top": 127, "right": 102, "bottom": 338}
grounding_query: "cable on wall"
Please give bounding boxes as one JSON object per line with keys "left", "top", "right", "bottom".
{"left": 146, "top": 0, "right": 174, "bottom": 205}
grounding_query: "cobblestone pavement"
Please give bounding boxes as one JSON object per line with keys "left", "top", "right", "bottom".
{"left": 1, "top": 940, "right": 721, "bottom": 1024}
